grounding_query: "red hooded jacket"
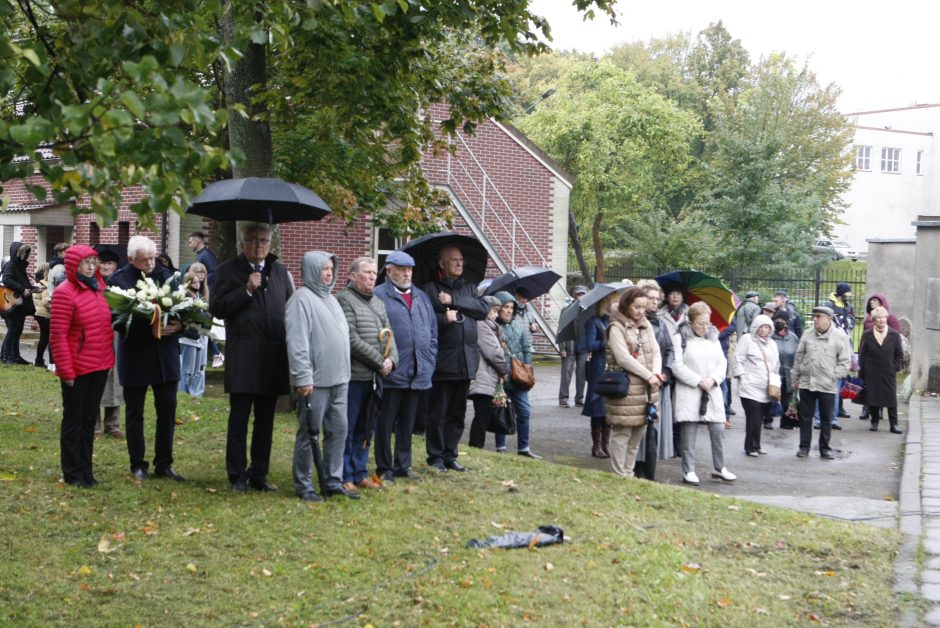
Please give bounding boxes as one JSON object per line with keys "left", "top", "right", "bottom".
{"left": 49, "top": 245, "right": 115, "bottom": 381}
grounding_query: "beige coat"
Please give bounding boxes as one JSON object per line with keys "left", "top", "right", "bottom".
{"left": 605, "top": 311, "right": 661, "bottom": 427}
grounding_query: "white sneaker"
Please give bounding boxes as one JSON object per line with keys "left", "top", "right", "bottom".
{"left": 712, "top": 467, "right": 737, "bottom": 482}
{"left": 682, "top": 471, "right": 700, "bottom": 485}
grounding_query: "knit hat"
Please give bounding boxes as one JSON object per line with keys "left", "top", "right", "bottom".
{"left": 835, "top": 282, "right": 852, "bottom": 297}
{"left": 482, "top": 295, "right": 501, "bottom": 309}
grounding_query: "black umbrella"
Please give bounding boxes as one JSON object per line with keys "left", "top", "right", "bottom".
{"left": 299, "top": 397, "right": 328, "bottom": 496}
{"left": 361, "top": 328, "right": 393, "bottom": 448}
{"left": 399, "top": 231, "right": 488, "bottom": 286}
{"left": 555, "top": 282, "right": 632, "bottom": 343}
{"left": 483, "top": 266, "right": 561, "bottom": 299}
{"left": 186, "top": 177, "right": 332, "bottom": 224}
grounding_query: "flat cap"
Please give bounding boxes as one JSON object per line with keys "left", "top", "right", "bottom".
{"left": 745, "top": 290, "right": 760, "bottom": 299}
{"left": 386, "top": 251, "right": 415, "bottom": 267}
{"left": 812, "top": 306, "right": 834, "bottom": 317}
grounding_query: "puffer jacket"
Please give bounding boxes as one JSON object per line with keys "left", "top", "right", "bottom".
{"left": 605, "top": 311, "right": 661, "bottom": 427}
{"left": 49, "top": 245, "right": 115, "bottom": 381}
{"left": 469, "top": 317, "right": 507, "bottom": 397}
{"left": 733, "top": 315, "right": 780, "bottom": 403}
{"left": 791, "top": 323, "right": 852, "bottom": 394}
{"left": 672, "top": 322, "right": 726, "bottom": 424}
{"left": 337, "top": 286, "right": 399, "bottom": 382}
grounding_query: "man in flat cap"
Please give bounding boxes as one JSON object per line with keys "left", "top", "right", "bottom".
{"left": 791, "top": 306, "right": 852, "bottom": 459}
{"left": 734, "top": 291, "right": 761, "bottom": 340}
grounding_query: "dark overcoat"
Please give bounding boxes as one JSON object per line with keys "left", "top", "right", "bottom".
{"left": 858, "top": 328, "right": 904, "bottom": 408}
{"left": 581, "top": 315, "right": 608, "bottom": 419}
{"left": 108, "top": 263, "right": 180, "bottom": 387}
{"left": 210, "top": 252, "right": 292, "bottom": 396}
{"left": 420, "top": 274, "right": 488, "bottom": 381}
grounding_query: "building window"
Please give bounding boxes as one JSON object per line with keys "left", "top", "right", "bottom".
{"left": 855, "top": 145, "right": 871, "bottom": 171}
{"left": 89, "top": 222, "right": 100, "bottom": 246}
{"left": 881, "top": 147, "right": 901, "bottom": 173}
{"left": 118, "top": 221, "right": 130, "bottom": 247}
{"left": 917, "top": 150, "right": 925, "bottom": 175}
{"left": 375, "top": 227, "right": 405, "bottom": 268}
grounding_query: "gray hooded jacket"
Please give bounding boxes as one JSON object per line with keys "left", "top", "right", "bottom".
{"left": 285, "top": 252, "right": 351, "bottom": 388}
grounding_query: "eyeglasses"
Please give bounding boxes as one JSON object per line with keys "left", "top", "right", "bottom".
{"left": 245, "top": 238, "right": 270, "bottom": 245}
{"left": 79, "top": 258, "right": 100, "bottom": 266}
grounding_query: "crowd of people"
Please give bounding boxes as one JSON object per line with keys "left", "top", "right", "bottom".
{"left": 0, "top": 232, "right": 907, "bottom": 494}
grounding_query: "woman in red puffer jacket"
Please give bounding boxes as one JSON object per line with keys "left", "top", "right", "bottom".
{"left": 50, "top": 245, "right": 115, "bottom": 487}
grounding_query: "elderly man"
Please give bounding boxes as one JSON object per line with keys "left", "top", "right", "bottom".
{"left": 420, "top": 244, "right": 489, "bottom": 472}
{"left": 558, "top": 285, "right": 588, "bottom": 408}
{"left": 734, "top": 291, "right": 761, "bottom": 339}
{"left": 337, "top": 257, "right": 398, "bottom": 493}
{"left": 210, "top": 225, "right": 293, "bottom": 493}
{"left": 107, "top": 236, "right": 185, "bottom": 481}
{"left": 286, "top": 251, "right": 357, "bottom": 501}
{"left": 374, "top": 251, "right": 437, "bottom": 481}
{"left": 792, "top": 306, "right": 852, "bottom": 460}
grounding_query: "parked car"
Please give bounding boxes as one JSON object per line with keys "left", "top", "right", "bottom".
{"left": 812, "top": 239, "right": 859, "bottom": 261}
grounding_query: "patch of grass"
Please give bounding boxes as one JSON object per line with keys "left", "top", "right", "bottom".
{"left": 0, "top": 365, "right": 901, "bottom": 625}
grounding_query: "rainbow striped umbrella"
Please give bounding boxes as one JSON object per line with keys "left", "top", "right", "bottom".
{"left": 654, "top": 270, "right": 741, "bottom": 331}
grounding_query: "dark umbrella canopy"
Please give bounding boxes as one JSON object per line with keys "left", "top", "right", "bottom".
{"left": 186, "top": 177, "right": 332, "bottom": 224}
{"left": 400, "top": 232, "right": 488, "bottom": 286}
{"left": 483, "top": 266, "right": 561, "bottom": 299}
{"left": 556, "top": 281, "right": 632, "bottom": 343}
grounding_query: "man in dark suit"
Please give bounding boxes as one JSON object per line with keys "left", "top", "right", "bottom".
{"left": 210, "top": 225, "right": 293, "bottom": 493}
{"left": 108, "top": 235, "right": 185, "bottom": 481}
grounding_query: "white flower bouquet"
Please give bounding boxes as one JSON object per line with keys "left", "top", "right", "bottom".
{"left": 105, "top": 273, "right": 213, "bottom": 338}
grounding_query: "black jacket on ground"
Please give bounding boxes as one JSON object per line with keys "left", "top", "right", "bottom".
{"left": 420, "top": 274, "right": 488, "bottom": 381}
{"left": 210, "top": 252, "right": 292, "bottom": 396}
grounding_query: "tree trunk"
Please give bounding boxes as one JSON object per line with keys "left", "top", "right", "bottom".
{"left": 591, "top": 211, "right": 605, "bottom": 283}
{"left": 218, "top": 4, "right": 276, "bottom": 260}
{"left": 568, "top": 208, "right": 593, "bottom": 287}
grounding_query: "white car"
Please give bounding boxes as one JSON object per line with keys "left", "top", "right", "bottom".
{"left": 812, "top": 239, "right": 859, "bottom": 261}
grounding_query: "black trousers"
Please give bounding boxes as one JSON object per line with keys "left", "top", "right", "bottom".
{"left": 60, "top": 370, "right": 108, "bottom": 484}
{"left": 741, "top": 397, "right": 768, "bottom": 454}
{"left": 123, "top": 381, "right": 178, "bottom": 472}
{"left": 870, "top": 406, "right": 899, "bottom": 426}
{"left": 467, "top": 394, "right": 495, "bottom": 448}
{"left": 799, "top": 390, "right": 834, "bottom": 453}
{"left": 374, "top": 388, "right": 420, "bottom": 476}
{"left": 226, "top": 393, "right": 277, "bottom": 483}
{"left": 0, "top": 311, "right": 26, "bottom": 360}
{"left": 35, "top": 315, "right": 51, "bottom": 364}
{"left": 425, "top": 380, "right": 469, "bottom": 466}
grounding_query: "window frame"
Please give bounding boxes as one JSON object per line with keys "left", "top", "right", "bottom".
{"left": 880, "top": 147, "right": 901, "bottom": 174}
{"left": 855, "top": 145, "right": 871, "bottom": 171}
{"left": 916, "top": 150, "right": 924, "bottom": 176}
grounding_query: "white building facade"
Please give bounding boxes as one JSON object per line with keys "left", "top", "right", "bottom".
{"left": 840, "top": 104, "right": 940, "bottom": 252}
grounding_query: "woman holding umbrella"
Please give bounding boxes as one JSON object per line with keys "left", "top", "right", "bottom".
{"left": 581, "top": 291, "right": 621, "bottom": 458}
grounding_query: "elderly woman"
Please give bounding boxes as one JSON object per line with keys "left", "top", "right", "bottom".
{"left": 673, "top": 302, "right": 736, "bottom": 485}
{"left": 734, "top": 314, "right": 780, "bottom": 456}
{"left": 605, "top": 287, "right": 662, "bottom": 477}
{"left": 178, "top": 263, "right": 210, "bottom": 397}
{"left": 493, "top": 291, "right": 541, "bottom": 459}
{"left": 49, "top": 246, "right": 115, "bottom": 487}
{"left": 858, "top": 306, "right": 904, "bottom": 434}
{"left": 581, "top": 291, "right": 621, "bottom": 459}
{"left": 468, "top": 295, "right": 508, "bottom": 449}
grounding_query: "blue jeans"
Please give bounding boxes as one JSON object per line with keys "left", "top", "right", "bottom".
{"left": 178, "top": 342, "right": 206, "bottom": 397}
{"left": 496, "top": 389, "right": 531, "bottom": 452}
{"left": 343, "top": 380, "right": 374, "bottom": 484}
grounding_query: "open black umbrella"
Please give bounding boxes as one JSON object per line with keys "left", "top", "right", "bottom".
{"left": 399, "top": 231, "right": 488, "bottom": 286}
{"left": 186, "top": 177, "right": 332, "bottom": 224}
{"left": 483, "top": 266, "right": 561, "bottom": 299}
{"left": 555, "top": 281, "right": 632, "bottom": 343}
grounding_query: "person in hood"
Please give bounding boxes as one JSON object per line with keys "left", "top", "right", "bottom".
{"left": 772, "top": 290, "right": 803, "bottom": 338}
{"left": 1, "top": 241, "right": 37, "bottom": 364}
{"left": 862, "top": 293, "right": 900, "bottom": 332}
{"left": 419, "top": 244, "right": 489, "bottom": 472}
{"left": 286, "top": 251, "right": 355, "bottom": 502}
{"left": 770, "top": 309, "right": 800, "bottom": 429}
{"left": 108, "top": 235, "right": 186, "bottom": 482}
{"left": 734, "top": 314, "right": 780, "bottom": 456}
{"left": 49, "top": 245, "right": 115, "bottom": 487}
{"left": 211, "top": 225, "right": 293, "bottom": 493}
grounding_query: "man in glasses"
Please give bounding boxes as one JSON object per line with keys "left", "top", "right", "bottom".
{"left": 210, "top": 224, "right": 294, "bottom": 493}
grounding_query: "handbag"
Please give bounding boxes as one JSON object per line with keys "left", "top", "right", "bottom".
{"left": 757, "top": 340, "right": 781, "bottom": 400}
{"left": 510, "top": 357, "right": 535, "bottom": 390}
{"left": 595, "top": 369, "right": 630, "bottom": 397}
{"left": 487, "top": 398, "right": 517, "bottom": 435}
{"left": 841, "top": 375, "right": 865, "bottom": 401}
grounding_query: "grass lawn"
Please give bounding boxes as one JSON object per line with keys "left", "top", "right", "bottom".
{"left": 0, "top": 365, "right": 903, "bottom": 625}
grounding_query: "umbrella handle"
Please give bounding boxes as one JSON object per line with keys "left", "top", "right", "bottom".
{"left": 380, "top": 328, "right": 393, "bottom": 358}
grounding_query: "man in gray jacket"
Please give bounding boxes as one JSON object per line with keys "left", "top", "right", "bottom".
{"left": 337, "top": 257, "right": 398, "bottom": 493}
{"left": 285, "top": 251, "right": 357, "bottom": 501}
{"left": 792, "top": 306, "right": 852, "bottom": 460}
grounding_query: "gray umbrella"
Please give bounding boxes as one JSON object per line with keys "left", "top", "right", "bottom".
{"left": 186, "top": 177, "right": 332, "bottom": 224}
{"left": 555, "top": 281, "right": 633, "bottom": 343}
{"left": 483, "top": 266, "right": 561, "bottom": 299}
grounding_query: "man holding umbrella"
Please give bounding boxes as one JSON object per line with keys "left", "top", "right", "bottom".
{"left": 210, "top": 225, "right": 293, "bottom": 493}
{"left": 337, "top": 257, "right": 398, "bottom": 494}
{"left": 421, "top": 244, "right": 489, "bottom": 472}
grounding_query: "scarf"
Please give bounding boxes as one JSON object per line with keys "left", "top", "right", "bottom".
{"left": 873, "top": 325, "right": 888, "bottom": 346}
{"left": 77, "top": 272, "right": 98, "bottom": 292}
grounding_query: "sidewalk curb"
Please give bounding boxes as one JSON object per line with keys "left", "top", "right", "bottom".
{"left": 897, "top": 394, "right": 922, "bottom": 626}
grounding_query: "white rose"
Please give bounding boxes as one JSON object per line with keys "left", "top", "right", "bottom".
{"left": 127, "top": 289, "right": 137, "bottom": 298}
{"left": 162, "top": 297, "right": 173, "bottom": 308}
{"left": 136, "top": 280, "right": 146, "bottom": 290}
{"left": 161, "top": 285, "right": 170, "bottom": 296}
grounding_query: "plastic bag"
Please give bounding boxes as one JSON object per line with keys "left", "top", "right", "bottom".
{"left": 465, "top": 525, "right": 564, "bottom": 549}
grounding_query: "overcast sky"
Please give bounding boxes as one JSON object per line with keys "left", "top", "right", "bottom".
{"left": 530, "top": 0, "right": 938, "bottom": 113}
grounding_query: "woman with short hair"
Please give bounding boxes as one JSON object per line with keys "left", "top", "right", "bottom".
{"left": 858, "top": 306, "right": 904, "bottom": 434}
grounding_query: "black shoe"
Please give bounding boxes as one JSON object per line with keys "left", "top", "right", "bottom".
{"left": 890, "top": 426, "right": 903, "bottom": 434}
{"left": 444, "top": 460, "right": 468, "bottom": 472}
{"left": 249, "top": 479, "right": 278, "bottom": 492}
{"left": 393, "top": 469, "right": 421, "bottom": 481}
{"left": 298, "top": 492, "right": 323, "bottom": 503}
{"left": 763, "top": 422, "right": 774, "bottom": 430}
{"left": 518, "top": 450, "right": 543, "bottom": 460}
{"left": 831, "top": 423, "right": 842, "bottom": 430}
{"left": 324, "top": 486, "right": 361, "bottom": 500}
{"left": 869, "top": 424, "right": 878, "bottom": 431}
{"left": 154, "top": 467, "right": 186, "bottom": 481}
{"left": 34, "top": 360, "right": 47, "bottom": 368}
{"left": 380, "top": 471, "right": 397, "bottom": 483}
{"left": 428, "top": 462, "right": 447, "bottom": 472}
{"left": 837, "top": 409, "right": 850, "bottom": 419}
{"left": 66, "top": 478, "right": 94, "bottom": 488}
{"left": 12, "top": 357, "right": 29, "bottom": 365}
{"left": 796, "top": 449, "right": 809, "bottom": 458}
{"left": 232, "top": 479, "right": 250, "bottom": 493}
{"left": 820, "top": 450, "right": 835, "bottom": 460}
{"left": 574, "top": 402, "right": 584, "bottom": 407}
{"left": 728, "top": 409, "right": 736, "bottom": 416}
{"left": 859, "top": 409, "right": 870, "bottom": 420}
{"left": 131, "top": 468, "right": 151, "bottom": 481}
